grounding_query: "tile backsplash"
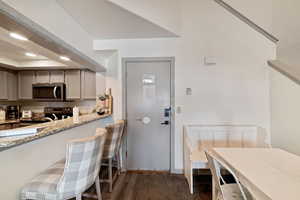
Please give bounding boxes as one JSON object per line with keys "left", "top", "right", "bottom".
{"left": 0, "top": 100, "right": 97, "bottom": 113}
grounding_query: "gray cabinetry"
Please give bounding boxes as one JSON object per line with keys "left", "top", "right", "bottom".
{"left": 7, "top": 71, "right": 18, "bottom": 101}
{"left": 18, "top": 71, "right": 35, "bottom": 99}
{"left": 0, "top": 71, "right": 8, "bottom": 100}
{"left": 65, "top": 70, "right": 81, "bottom": 100}
{"left": 81, "top": 70, "right": 96, "bottom": 100}
{"left": 50, "top": 71, "right": 64, "bottom": 83}
{"left": 36, "top": 71, "right": 64, "bottom": 84}
{"left": 35, "top": 71, "right": 50, "bottom": 83}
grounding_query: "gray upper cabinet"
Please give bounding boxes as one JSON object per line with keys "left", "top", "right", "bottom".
{"left": 35, "top": 71, "right": 64, "bottom": 84}
{"left": 35, "top": 71, "right": 50, "bottom": 83}
{"left": 18, "top": 71, "right": 35, "bottom": 99}
{"left": 81, "top": 70, "right": 96, "bottom": 100}
{"left": 0, "top": 71, "right": 8, "bottom": 100}
{"left": 7, "top": 71, "right": 18, "bottom": 101}
{"left": 65, "top": 70, "right": 81, "bottom": 100}
{"left": 50, "top": 71, "right": 64, "bottom": 83}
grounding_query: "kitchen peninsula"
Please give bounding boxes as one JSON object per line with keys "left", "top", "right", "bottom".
{"left": 0, "top": 113, "right": 113, "bottom": 200}
{"left": 0, "top": 113, "right": 111, "bottom": 150}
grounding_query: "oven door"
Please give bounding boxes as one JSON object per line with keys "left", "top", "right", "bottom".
{"left": 32, "top": 84, "right": 65, "bottom": 101}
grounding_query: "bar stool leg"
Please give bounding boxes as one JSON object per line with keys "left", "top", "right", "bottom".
{"left": 108, "top": 158, "right": 113, "bottom": 192}
{"left": 117, "top": 151, "right": 121, "bottom": 175}
{"left": 95, "top": 176, "right": 102, "bottom": 200}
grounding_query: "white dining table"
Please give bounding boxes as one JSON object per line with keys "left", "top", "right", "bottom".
{"left": 211, "top": 148, "right": 300, "bottom": 200}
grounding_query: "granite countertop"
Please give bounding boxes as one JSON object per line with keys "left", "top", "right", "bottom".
{"left": 0, "top": 119, "right": 20, "bottom": 125}
{"left": 0, "top": 113, "right": 110, "bottom": 151}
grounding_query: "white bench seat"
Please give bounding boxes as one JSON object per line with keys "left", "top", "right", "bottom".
{"left": 183, "top": 125, "right": 270, "bottom": 194}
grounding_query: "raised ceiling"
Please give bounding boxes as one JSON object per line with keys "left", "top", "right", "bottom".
{"left": 0, "top": 26, "right": 69, "bottom": 69}
{"left": 0, "top": 1, "right": 107, "bottom": 71}
{"left": 56, "top": 0, "right": 176, "bottom": 39}
{"left": 0, "top": 39, "right": 48, "bottom": 62}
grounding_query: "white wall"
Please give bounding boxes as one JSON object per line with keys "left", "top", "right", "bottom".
{"left": 272, "top": 0, "right": 300, "bottom": 67}
{"left": 270, "top": 68, "right": 300, "bottom": 155}
{"left": 105, "top": 52, "right": 122, "bottom": 120}
{"left": 223, "top": 0, "right": 300, "bottom": 68}
{"left": 107, "top": 0, "right": 181, "bottom": 36}
{"left": 56, "top": 0, "right": 176, "bottom": 39}
{"left": 94, "top": 0, "right": 276, "bottom": 170}
{"left": 1, "top": 0, "right": 105, "bottom": 67}
{"left": 96, "top": 72, "right": 106, "bottom": 95}
{"left": 223, "top": 0, "right": 273, "bottom": 34}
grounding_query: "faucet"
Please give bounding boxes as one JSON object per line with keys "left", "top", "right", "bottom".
{"left": 52, "top": 114, "right": 58, "bottom": 121}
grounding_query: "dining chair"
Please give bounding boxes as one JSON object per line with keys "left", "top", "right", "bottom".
{"left": 205, "top": 151, "right": 252, "bottom": 200}
{"left": 21, "top": 129, "right": 107, "bottom": 200}
{"left": 101, "top": 120, "right": 126, "bottom": 192}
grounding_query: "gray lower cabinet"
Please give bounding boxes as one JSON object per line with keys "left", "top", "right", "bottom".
{"left": 18, "top": 71, "right": 35, "bottom": 99}
{"left": 0, "top": 71, "right": 8, "bottom": 100}
{"left": 65, "top": 70, "right": 81, "bottom": 100}
{"left": 81, "top": 70, "right": 96, "bottom": 100}
{"left": 7, "top": 71, "right": 18, "bottom": 101}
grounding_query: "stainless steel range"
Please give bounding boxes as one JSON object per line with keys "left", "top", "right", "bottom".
{"left": 44, "top": 107, "right": 73, "bottom": 120}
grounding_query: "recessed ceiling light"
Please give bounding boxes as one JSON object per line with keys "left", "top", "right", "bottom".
{"left": 25, "top": 52, "right": 37, "bottom": 57}
{"left": 60, "top": 56, "right": 70, "bottom": 61}
{"left": 9, "top": 33, "right": 28, "bottom": 41}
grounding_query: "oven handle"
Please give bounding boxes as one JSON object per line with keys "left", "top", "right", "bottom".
{"left": 53, "top": 86, "right": 57, "bottom": 99}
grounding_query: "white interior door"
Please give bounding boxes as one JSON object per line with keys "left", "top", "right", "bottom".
{"left": 126, "top": 60, "right": 171, "bottom": 171}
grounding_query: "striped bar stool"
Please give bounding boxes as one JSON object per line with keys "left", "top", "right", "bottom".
{"left": 21, "top": 128, "right": 107, "bottom": 200}
{"left": 101, "top": 120, "right": 125, "bottom": 192}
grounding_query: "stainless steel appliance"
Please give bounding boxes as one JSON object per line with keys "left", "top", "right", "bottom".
{"left": 6, "top": 105, "right": 20, "bottom": 120}
{"left": 44, "top": 107, "right": 73, "bottom": 120}
{"left": 22, "top": 110, "right": 32, "bottom": 119}
{"left": 32, "top": 83, "right": 66, "bottom": 101}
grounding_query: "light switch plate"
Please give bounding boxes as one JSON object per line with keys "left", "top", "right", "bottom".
{"left": 204, "top": 56, "right": 217, "bottom": 65}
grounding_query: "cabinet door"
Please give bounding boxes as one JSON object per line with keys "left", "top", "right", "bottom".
{"left": 18, "top": 71, "right": 35, "bottom": 99}
{"left": 0, "top": 71, "right": 8, "bottom": 100}
{"left": 50, "top": 71, "right": 64, "bottom": 83}
{"left": 36, "top": 71, "right": 50, "bottom": 83}
{"left": 7, "top": 71, "right": 18, "bottom": 101}
{"left": 81, "top": 70, "right": 96, "bottom": 100}
{"left": 65, "top": 70, "right": 81, "bottom": 99}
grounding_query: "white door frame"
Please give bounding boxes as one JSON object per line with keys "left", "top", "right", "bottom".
{"left": 122, "top": 57, "right": 176, "bottom": 173}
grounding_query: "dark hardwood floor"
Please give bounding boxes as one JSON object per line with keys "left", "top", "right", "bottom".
{"left": 82, "top": 172, "right": 212, "bottom": 200}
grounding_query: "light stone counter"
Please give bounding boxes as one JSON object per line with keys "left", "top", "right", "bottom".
{"left": 0, "top": 119, "right": 20, "bottom": 125}
{"left": 0, "top": 113, "right": 110, "bottom": 151}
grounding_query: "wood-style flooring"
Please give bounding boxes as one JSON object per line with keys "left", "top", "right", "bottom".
{"left": 81, "top": 172, "right": 212, "bottom": 200}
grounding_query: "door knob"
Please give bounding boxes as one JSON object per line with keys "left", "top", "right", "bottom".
{"left": 136, "top": 117, "right": 151, "bottom": 124}
{"left": 161, "top": 120, "right": 169, "bottom": 125}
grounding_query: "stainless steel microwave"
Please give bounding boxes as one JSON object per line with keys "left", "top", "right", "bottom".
{"left": 32, "top": 83, "right": 66, "bottom": 101}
